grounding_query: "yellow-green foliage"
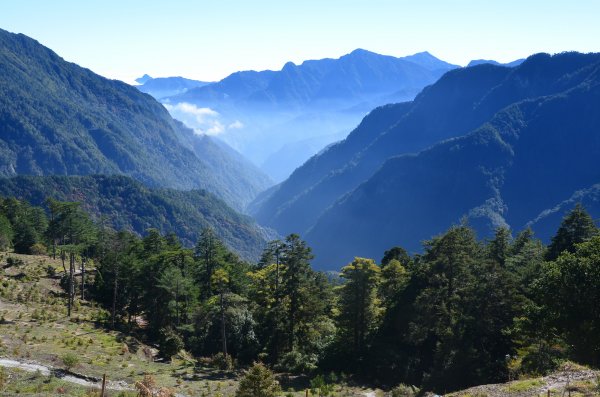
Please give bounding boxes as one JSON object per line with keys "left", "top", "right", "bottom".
{"left": 504, "top": 378, "right": 543, "bottom": 392}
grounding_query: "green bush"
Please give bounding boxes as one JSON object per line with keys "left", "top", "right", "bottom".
{"left": 391, "top": 383, "right": 419, "bottom": 397}
{"left": 210, "top": 352, "right": 234, "bottom": 370}
{"left": 310, "top": 374, "right": 334, "bottom": 396}
{"left": 158, "top": 327, "right": 184, "bottom": 358}
{"left": 61, "top": 352, "right": 80, "bottom": 371}
{"left": 235, "top": 362, "right": 281, "bottom": 397}
{"left": 275, "top": 349, "right": 318, "bottom": 374}
{"left": 29, "top": 243, "right": 47, "bottom": 255}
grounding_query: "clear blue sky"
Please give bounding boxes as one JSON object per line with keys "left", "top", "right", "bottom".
{"left": 1, "top": 0, "right": 598, "bottom": 83}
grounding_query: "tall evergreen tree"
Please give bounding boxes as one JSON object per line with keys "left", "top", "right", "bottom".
{"left": 280, "top": 233, "right": 313, "bottom": 350}
{"left": 536, "top": 235, "right": 600, "bottom": 364}
{"left": 546, "top": 204, "right": 598, "bottom": 260}
{"left": 194, "top": 227, "right": 226, "bottom": 297}
{"left": 338, "top": 257, "right": 381, "bottom": 358}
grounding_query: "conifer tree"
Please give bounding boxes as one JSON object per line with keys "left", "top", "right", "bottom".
{"left": 546, "top": 204, "right": 598, "bottom": 260}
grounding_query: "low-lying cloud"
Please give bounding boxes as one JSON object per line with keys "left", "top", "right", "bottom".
{"left": 163, "top": 102, "right": 242, "bottom": 136}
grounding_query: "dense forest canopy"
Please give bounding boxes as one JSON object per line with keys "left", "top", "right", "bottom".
{"left": 1, "top": 195, "right": 598, "bottom": 393}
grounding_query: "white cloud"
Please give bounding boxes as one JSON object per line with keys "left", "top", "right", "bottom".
{"left": 163, "top": 102, "right": 229, "bottom": 136}
{"left": 228, "top": 120, "right": 244, "bottom": 129}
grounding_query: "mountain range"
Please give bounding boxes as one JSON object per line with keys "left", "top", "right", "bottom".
{"left": 151, "top": 49, "right": 458, "bottom": 181}
{"left": 136, "top": 75, "right": 211, "bottom": 99}
{"left": 252, "top": 52, "right": 600, "bottom": 268}
{"left": 0, "top": 28, "right": 271, "bottom": 211}
{"left": 467, "top": 58, "right": 525, "bottom": 67}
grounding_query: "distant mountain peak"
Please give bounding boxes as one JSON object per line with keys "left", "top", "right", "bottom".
{"left": 467, "top": 58, "right": 525, "bottom": 68}
{"left": 135, "top": 73, "right": 153, "bottom": 84}
{"left": 349, "top": 48, "right": 376, "bottom": 56}
{"left": 402, "top": 51, "right": 458, "bottom": 71}
{"left": 409, "top": 50, "right": 434, "bottom": 58}
{"left": 282, "top": 61, "right": 297, "bottom": 71}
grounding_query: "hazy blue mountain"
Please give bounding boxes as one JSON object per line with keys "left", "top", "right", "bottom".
{"left": 402, "top": 51, "right": 458, "bottom": 71}
{"left": 467, "top": 58, "right": 525, "bottom": 67}
{"left": 0, "top": 175, "right": 273, "bottom": 260}
{"left": 0, "top": 28, "right": 271, "bottom": 210}
{"left": 251, "top": 52, "right": 600, "bottom": 268}
{"left": 158, "top": 49, "right": 458, "bottom": 181}
{"left": 135, "top": 74, "right": 153, "bottom": 84}
{"left": 136, "top": 75, "right": 210, "bottom": 99}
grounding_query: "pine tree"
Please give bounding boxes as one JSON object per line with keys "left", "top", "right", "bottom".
{"left": 280, "top": 233, "right": 313, "bottom": 350}
{"left": 338, "top": 257, "right": 381, "bottom": 357}
{"left": 546, "top": 204, "right": 598, "bottom": 260}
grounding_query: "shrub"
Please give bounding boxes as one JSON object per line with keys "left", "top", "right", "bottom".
{"left": 135, "top": 374, "right": 175, "bottom": 397}
{"left": 235, "top": 362, "right": 281, "bottom": 397}
{"left": 46, "top": 265, "right": 56, "bottom": 278}
{"left": 520, "top": 342, "right": 565, "bottom": 376}
{"left": 61, "top": 352, "right": 80, "bottom": 371}
{"left": 29, "top": 243, "right": 47, "bottom": 255}
{"left": 275, "top": 349, "right": 318, "bottom": 374}
{"left": 158, "top": 327, "right": 184, "bottom": 358}
{"left": 210, "top": 352, "right": 233, "bottom": 370}
{"left": 310, "top": 374, "right": 334, "bottom": 396}
{"left": 391, "top": 383, "right": 419, "bottom": 397}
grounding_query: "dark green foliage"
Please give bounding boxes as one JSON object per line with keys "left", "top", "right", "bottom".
{"left": 381, "top": 246, "right": 411, "bottom": 267}
{"left": 1, "top": 190, "right": 599, "bottom": 395}
{"left": 158, "top": 327, "right": 185, "bottom": 358}
{"left": 0, "top": 28, "right": 271, "bottom": 210}
{"left": 0, "top": 197, "right": 47, "bottom": 253}
{"left": 534, "top": 235, "right": 600, "bottom": 364}
{"left": 546, "top": 204, "right": 598, "bottom": 260}
{"left": 0, "top": 175, "right": 269, "bottom": 260}
{"left": 0, "top": 213, "right": 12, "bottom": 250}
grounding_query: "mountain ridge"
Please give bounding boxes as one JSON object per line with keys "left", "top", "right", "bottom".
{"left": 157, "top": 49, "right": 458, "bottom": 180}
{"left": 251, "top": 52, "right": 600, "bottom": 268}
{"left": 0, "top": 27, "right": 271, "bottom": 211}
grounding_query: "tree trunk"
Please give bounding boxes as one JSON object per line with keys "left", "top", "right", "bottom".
{"left": 111, "top": 265, "right": 118, "bottom": 329}
{"left": 220, "top": 290, "right": 227, "bottom": 356}
{"left": 80, "top": 257, "right": 85, "bottom": 300}
{"left": 61, "top": 250, "right": 67, "bottom": 275}
{"left": 67, "top": 253, "right": 74, "bottom": 317}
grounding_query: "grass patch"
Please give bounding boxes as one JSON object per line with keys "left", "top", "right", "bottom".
{"left": 504, "top": 378, "right": 544, "bottom": 393}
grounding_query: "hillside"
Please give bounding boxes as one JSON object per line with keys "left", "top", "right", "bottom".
{"left": 158, "top": 49, "right": 457, "bottom": 180}
{"left": 0, "top": 175, "right": 272, "bottom": 261}
{"left": 251, "top": 52, "right": 600, "bottom": 268}
{"left": 0, "top": 28, "right": 271, "bottom": 210}
{"left": 0, "top": 252, "right": 379, "bottom": 396}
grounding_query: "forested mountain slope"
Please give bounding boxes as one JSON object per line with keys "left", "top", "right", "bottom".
{"left": 0, "top": 175, "right": 271, "bottom": 260}
{"left": 0, "top": 28, "right": 271, "bottom": 210}
{"left": 252, "top": 52, "right": 600, "bottom": 268}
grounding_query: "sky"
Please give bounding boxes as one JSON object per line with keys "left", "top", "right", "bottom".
{"left": 1, "top": 0, "right": 599, "bottom": 83}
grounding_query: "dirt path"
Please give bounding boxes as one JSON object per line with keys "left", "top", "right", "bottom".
{"left": 0, "top": 357, "right": 130, "bottom": 391}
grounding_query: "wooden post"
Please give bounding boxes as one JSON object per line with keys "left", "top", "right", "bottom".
{"left": 100, "top": 373, "right": 106, "bottom": 397}
{"left": 547, "top": 389, "right": 550, "bottom": 397}
{"left": 305, "top": 389, "right": 309, "bottom": 397}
